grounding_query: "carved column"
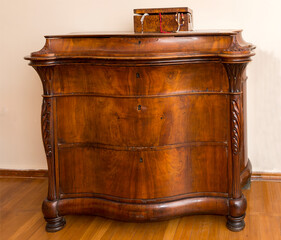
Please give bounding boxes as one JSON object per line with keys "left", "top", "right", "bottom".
{"left": 223, "top": 62, "right": 248, "bottom": 231}
{"left": 33, "top": 66, "right": 66, "bottom": 232}
{"left": 34, "top": 66, "right": 56, "bottom": 200}
{"left": 41, "top": 97, "right": 55, "bottom": 199}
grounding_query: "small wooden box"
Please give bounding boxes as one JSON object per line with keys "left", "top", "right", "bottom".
{"left": 134, "top": 7, "right": 193, "bottom": 33}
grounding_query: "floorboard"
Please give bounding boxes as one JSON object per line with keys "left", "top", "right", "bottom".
{"left": 0, "top": 179, "right": 280, "bottom": 240}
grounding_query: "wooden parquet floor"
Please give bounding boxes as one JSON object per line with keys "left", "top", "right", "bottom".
{"left": 0, "top": 178, "right": 280, "bottom": 240}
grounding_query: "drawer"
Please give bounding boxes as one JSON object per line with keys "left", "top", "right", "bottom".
{"left": 58, "top": 145, "right": 228, "bottom": 200}
{"left": 52, "top": 63, "right": 229, "bottom": 95}
{"left": 56, "top": 94, "right": 229, "bottom": 146}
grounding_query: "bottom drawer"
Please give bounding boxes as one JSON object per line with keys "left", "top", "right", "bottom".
{"left": 58, "top": 145, "right": 228, "bottom": 201}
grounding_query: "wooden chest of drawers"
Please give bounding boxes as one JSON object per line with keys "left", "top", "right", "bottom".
{"left": 25, "top": 30, "right": 255, "bottom": 232}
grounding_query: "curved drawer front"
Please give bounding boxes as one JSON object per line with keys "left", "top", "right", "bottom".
{"left": 56, "top": 95, "right": 229, "bottom": 146}
{"left": 59, "top": 145, "right": 228, "bottom": 200}
{"left": 52, "top": 63, "right": 229, "bottom": 95}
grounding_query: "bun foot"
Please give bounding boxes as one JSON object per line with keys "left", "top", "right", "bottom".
{"left": 226, "top": 215, "right": 245, "bottom": 232}
{"left": 45, "top": 216, "right": 66, "bottom": 232}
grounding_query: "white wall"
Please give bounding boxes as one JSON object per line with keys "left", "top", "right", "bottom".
{"left": 0, "top": 0, "right": 280, "bottom": 172}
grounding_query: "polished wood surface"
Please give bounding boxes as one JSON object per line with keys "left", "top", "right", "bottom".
{"left": 1, "top": 178, "right": 280, "bottom": 240}
{"left": 25, "top": 30, "right": 255, "bottom": 232}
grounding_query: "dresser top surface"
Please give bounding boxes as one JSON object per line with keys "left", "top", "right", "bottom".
{"left": 25, "top": 29, "right": 255, "bottom": 63}
{"left": 45, "top": 30, "right": 242, "bottom": 38}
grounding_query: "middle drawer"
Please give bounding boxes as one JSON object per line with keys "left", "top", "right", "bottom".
{"left": 56, "top": 94, "right": 229, "bottom": 147}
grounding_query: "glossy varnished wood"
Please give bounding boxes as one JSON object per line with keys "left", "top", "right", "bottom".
{"left": 50, "top": 63, "right": 229, "bottom": 95}
{"left": 56, "top": 95, "right": 229, "bottom": 145}
{"left": 1, "top": 178, "right": 280, "bottom": 239}
{"left": 25, "top": 30, "right": 255, "bottom": 232}
{"left": 59, "top": 145, "right": 228, "bottom": 199}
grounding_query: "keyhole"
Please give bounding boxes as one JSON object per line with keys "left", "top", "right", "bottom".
{"left": 139, "top": 158, "right": 143, "bottom": 163}
{"left": 137, "top": 105, "right": 141, "bottom": 110}
{"left": 136, "top": 73, "right": 140, "bottom": 78}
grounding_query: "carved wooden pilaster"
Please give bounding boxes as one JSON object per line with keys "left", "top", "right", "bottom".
{"left": 42, "top": 97, "right": 56, "bottom": 200}
{"left": 223, "top": 62, "right": 248, "bottom": 199}
{"left": 34, "top": 66, "right": 56, "bottom": 200}
{"left": 230, "top": 96, "right": 241, "bottom": 198}
{"left": 223, "top": 62, "right": 249, "bottom": 231}
{"left": 42, "top": 98, "right": 52, "bottom": 159}
{"left": 231, "top": 98, "right": 241, "bottom": 155}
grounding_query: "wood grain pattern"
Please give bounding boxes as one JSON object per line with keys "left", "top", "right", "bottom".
{"left": 1, "top": 178, "right": 280, "bottom": 239}
{"left": 134, "top": 14, "right": 190, "bottom": 33}
{"left": 133, "top": 7, "right": 194, "bottom": 33}
{"left": 56, "top": 95, "right": 229, "bottom": 146}
{"left": 58, "top": 145, "right": 228, "bottom": 199}
{"left": 25, "top": 31, "right": 255, "bottom": 61}
{"left": 24, "top": 30, "right": 255, "bottom": 232}
{"left": 51, "top": 63, "right": 229, "bottom": 95}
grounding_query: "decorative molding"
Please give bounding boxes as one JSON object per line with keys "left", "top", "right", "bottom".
{"left": 224, "top": 35, "right": 251, "bottom": 53}
{"left": 39, "top": 44, "right": 53, "bottom": 56}
{"left": 252, "top": 172, "right": 281, "bottom": 182}
{"left": 41, "top": 97, "right": 57, "bottom": 200}
{"left": 223, "top": 63, "right": 248, "bottom": 93}
{"left": 230, "top": 96, "right": 242, "bottom": 198}
{"left": 42, "top": 98, "right": 52, "bottom": 159}
{"left": 231, "top": 99, "right": 241, "bottom": 155}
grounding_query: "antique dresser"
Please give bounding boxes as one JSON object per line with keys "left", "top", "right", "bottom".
{"left": 25, "top": 30, "right": 255, "bottom": 232}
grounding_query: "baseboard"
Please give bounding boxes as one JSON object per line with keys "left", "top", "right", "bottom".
{"left": 0, "top": 169, "right": 48, "bottom": 178}
{"left": 251, "top": 172, "right": 281, "bottom": 182}
{"left": 0, "top": 169, "right": 280, "bottom": 181}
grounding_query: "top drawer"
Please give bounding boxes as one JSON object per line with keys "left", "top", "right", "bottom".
{"left": 52, "top": 63, "right": 229, "bottom": 95}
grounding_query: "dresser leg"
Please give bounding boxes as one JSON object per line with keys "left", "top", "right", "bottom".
{"left": 42, "top": 199, "right": 66, "bottom": 232}
{"left": 45, "top": 216, "right": 66, "bottom": 232}
{"left": 226, "top": 215, "right": 245, "bottom": 232}
{"left": 226, "top": 195, "right": 247, "bottom": 231}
